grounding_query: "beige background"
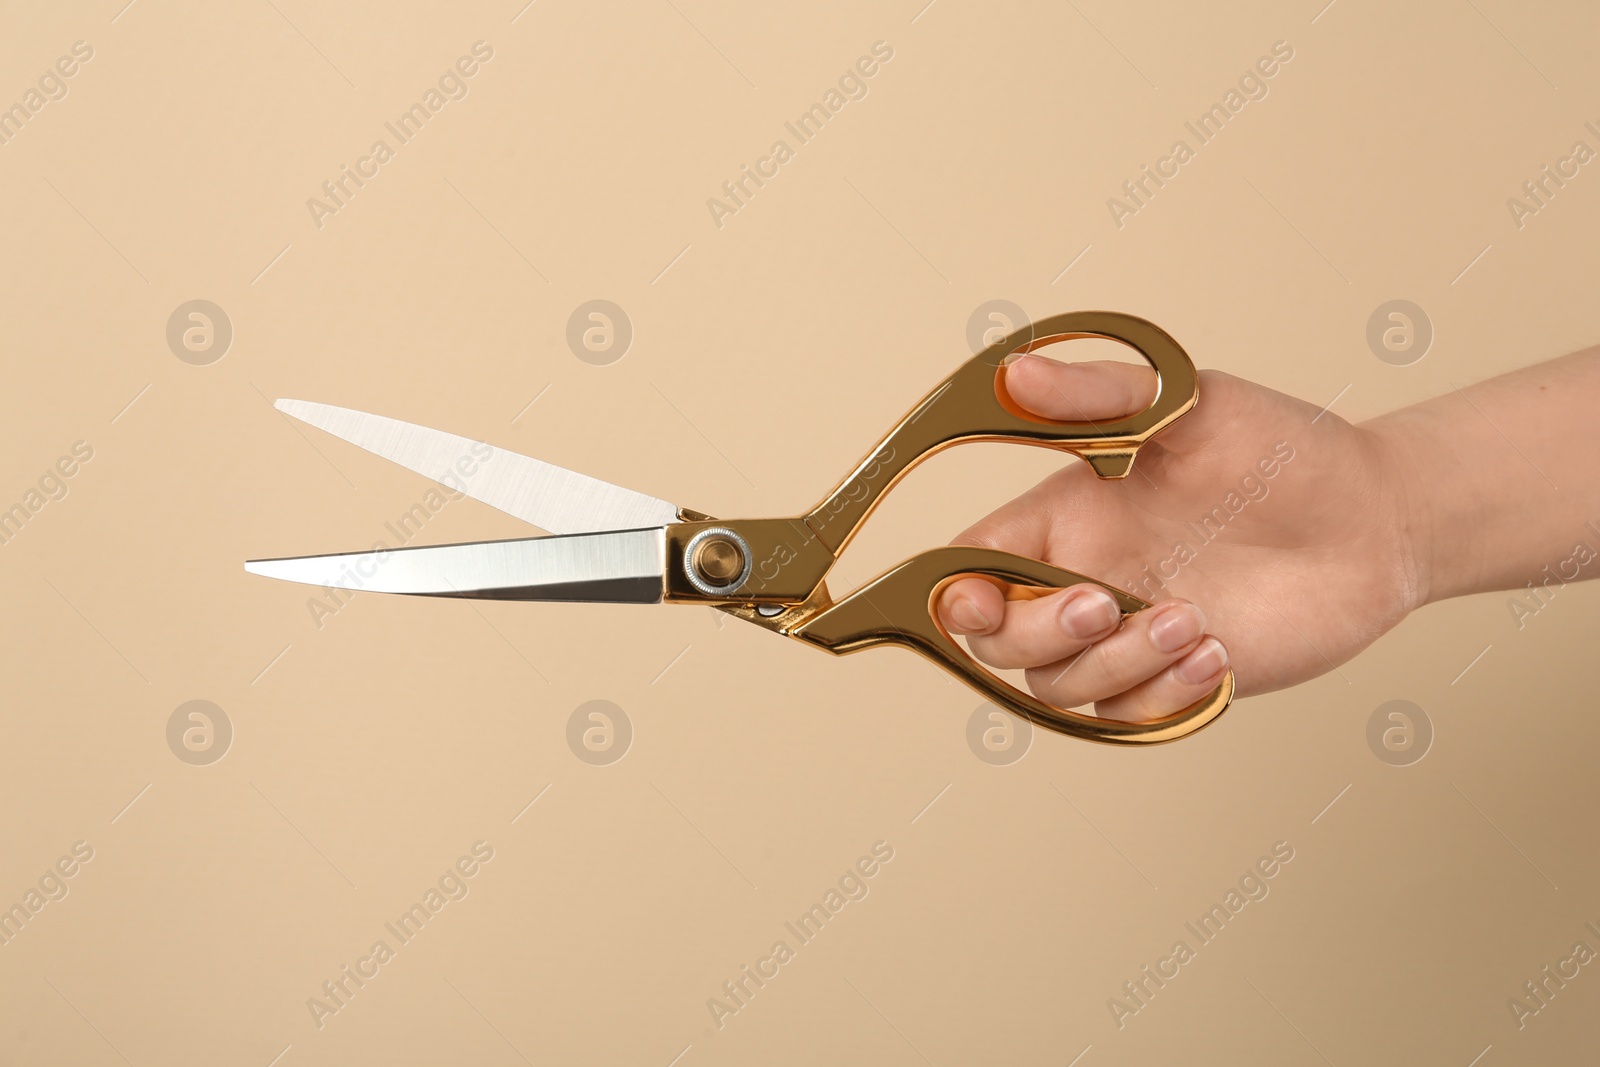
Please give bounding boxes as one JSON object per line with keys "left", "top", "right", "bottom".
{"left": 3, "top": 0, "right": 1599, "bottom": 1063}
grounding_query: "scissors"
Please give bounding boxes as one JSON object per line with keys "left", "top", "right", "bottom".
{"left": 246, "top": 311, "right": 1234, "bottom": 744}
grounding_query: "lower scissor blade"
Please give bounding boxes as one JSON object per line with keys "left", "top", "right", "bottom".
{"left": 245, "top": 528, "right": 666, "bottom": 603}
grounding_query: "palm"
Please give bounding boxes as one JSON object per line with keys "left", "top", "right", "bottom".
{"left": 1029, "top": 371, "right": 1416, "bottom": 695}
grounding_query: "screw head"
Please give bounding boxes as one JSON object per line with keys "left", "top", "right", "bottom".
{"left": 694, "top": 537, "right": 744, "bottom": 584}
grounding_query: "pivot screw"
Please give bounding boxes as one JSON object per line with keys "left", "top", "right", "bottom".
{"left": 694, "top": 537, "right": 745, "bottom": 585}
{"left": 682, "top": 526, "right": 752, "bottom": 596}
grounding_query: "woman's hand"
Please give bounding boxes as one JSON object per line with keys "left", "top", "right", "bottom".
{"left": 936, "top": 353, "right": 1427, "bottom": 721}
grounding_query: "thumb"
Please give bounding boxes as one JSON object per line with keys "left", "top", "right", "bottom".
{"left": 1003, "top": 353, "right": 1158, "bottom": 422}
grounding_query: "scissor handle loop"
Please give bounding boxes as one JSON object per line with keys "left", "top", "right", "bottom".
{"left": 984, "top": 310, "right": 1199, "bottom": 443}
{"left": 790, "top": 546, "right": 1233, "bottom": 745}
{"left": 802, "top": 311, "right": 1199, "bottom": 555}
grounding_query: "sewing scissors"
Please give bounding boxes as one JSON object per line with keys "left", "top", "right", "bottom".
{"left": 246, "top": 311, "right": 1234, "bottom": 744}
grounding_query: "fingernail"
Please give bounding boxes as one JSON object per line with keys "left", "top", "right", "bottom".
{"left": 949, "top": 598, "right": 990, "bottom": 633}
{"left": 1175, "top": 636, "right": 1227, "bottom": 685}
{"left": 1059, "top": 588, "right": 1120, "bottom": 639}
{"left": 1149, "top": 602, "right": 1205, "bottom": 653}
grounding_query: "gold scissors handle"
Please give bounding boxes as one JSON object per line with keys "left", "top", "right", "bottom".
{"left": 678, "top": 310, "right": 1233, "bottom": 743}
{"left": 802, "top": 310, "right": 1200, "bottom": 555}
{"left": 784, "top": 547, "right": 1233, "bottom": 745}
{"left": 794, "top": 309, "right": 1230, "bottom": 743}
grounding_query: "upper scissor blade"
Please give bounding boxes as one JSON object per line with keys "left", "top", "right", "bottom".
{"left": 274, "top": 399, "right": 682, "bottom": 535}
{"left": 245, "top": 528, "right": 666, "bottom": 603}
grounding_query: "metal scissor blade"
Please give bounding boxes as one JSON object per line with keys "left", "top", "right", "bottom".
{"left": 274, "top": 399, "right": 682, "bottom": 535}
{"left": 245, "top": 528, "right": 666, "bottom": 602}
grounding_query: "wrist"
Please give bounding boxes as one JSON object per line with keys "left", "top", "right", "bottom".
{"left": 1360, "top": 411, "right": 1441, "bottom": 612}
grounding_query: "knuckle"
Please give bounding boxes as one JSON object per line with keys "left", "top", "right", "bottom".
{"left": 1054, "top": 623, "right": 1160, "bottom": 700}
{"left": 1023, "top": 659, "right": 1080, "bottom": 707}
{"left": 950, "top": 525, "right": 1003, "bottom": 550}
{"left": 1093, "top": 692, "right": 1159, "bottom": 723}
{"left": 937, "top": 576, "right": 981, "bottom": 603}
{"left": 998, "top": 606, "right": 1082, "bottom": 671}
{"left": 967, "top": 633, "right": 1032, "bottom": 672}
